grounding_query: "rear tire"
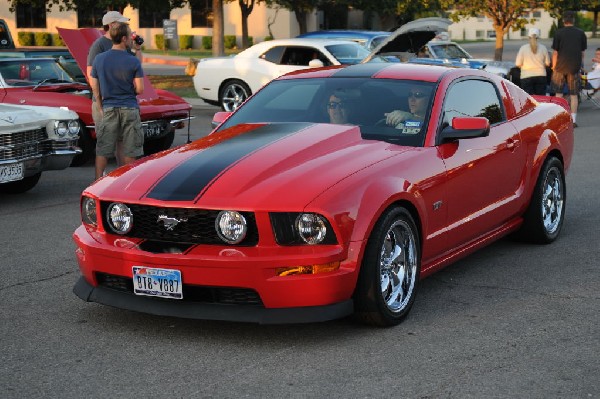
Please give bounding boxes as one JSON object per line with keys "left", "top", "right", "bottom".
{"left": 354, "top": 206, "right": 420, "bottom": 326}
{"left": 516, "top": 156, "right": 566, "bottom": 244}
{"left": 0, "top": 172, "right": 41, "bottom": 194}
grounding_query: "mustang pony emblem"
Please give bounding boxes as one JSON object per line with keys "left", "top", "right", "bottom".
{"left": 157, "top": 215, "right": 188, "bottom": 230}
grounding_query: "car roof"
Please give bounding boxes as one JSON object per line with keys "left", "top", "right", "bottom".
{"left": 297, "top": 30, "right": 390, "bottom": 39}
{"left": 237, "top": 38, "right": 368, "bottom": 57}
{"left": 276, "top": 61, "right": 472, "bottom": 83}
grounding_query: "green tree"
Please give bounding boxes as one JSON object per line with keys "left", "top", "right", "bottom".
{"left": 225, "top": 0, "right": 263, "bottom": 49}
{"left": 265, "top": 0, "right": 320, "bottom": 34}
{"left": 440, "top": 0, "right": 534, "bottom": 61}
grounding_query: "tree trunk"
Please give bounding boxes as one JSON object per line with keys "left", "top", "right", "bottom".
{"left": 212, "top": 0, "right": 225, "bottom": 56}
{"left": 494, "top": 26, "right": 505, "bottom": 61}
{"left": 239, "top": 0, "right": 254, "bottom": 49}
{"left": 294, "top": 10, "right": 308, "bottom": 34}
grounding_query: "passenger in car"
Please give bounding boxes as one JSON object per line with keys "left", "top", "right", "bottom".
{"left": 384, "top": 86, "right": 430, "bottom": 134}
{"left": 327, "top": 92, "right": 350, "bottom": 124}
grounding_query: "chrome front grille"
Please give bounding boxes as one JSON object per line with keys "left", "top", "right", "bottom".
{"left": 0, "top": 128, "right": 48, "bottom": 161}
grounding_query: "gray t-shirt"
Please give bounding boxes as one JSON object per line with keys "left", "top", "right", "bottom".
{"left": 87, "top": 36, "right": 113, "bottom": 67}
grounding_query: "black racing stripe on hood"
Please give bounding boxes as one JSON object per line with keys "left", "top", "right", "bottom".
{"left": 146, "top": 123, "right": 313, "bottom": 202}
{"left": 330, "top": 63, "right": 393, "bottom": 78}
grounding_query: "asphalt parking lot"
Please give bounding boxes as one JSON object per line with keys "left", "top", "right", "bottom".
{"left": 1, "top": 43, "right": 600, "bottom": 398}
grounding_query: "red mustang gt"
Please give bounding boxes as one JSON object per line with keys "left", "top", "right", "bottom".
{"left": 73, "top": 63, "right": 573, "bottom": 326}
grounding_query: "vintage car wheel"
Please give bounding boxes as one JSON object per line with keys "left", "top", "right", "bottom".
{"left": 219, "top": 80, "right": 251, "bottom": 112}
{"left": 517, "top": 156, "right": 566, "bottom": 244}
{"left": 0, "top": 172, "right": 41, "bottom": 194}
{"left": 70, "top": 126, "right": 95, "bottom": 167}
{"left": 144, "top": 128, "right": 175, "bottom": 156}
{"left": 354, "top": 206, "right": 421, "bottom": 326}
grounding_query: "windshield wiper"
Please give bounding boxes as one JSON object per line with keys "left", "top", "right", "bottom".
{"left": 32, "top": 78, "right": 71, "bottom": 91}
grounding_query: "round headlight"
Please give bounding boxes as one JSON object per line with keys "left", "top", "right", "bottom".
{"left": 68, "top": 120, "right": 80, "bottom": 135}
{"left": 107, "top": 203, "right": 133, "bottom": 234}
{"left": 81, "top": 196, "right": 97, "bottom": 226}
{"left": 55, "top": 121, "right": 68, "bottom": 137}
{"left": 216, "top": 211, "right": 247, "bottom": 244}
{"left": 296, "top": 213, "right": 327, "bottom": 245}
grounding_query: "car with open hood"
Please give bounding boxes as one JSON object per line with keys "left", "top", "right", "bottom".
{"left": 73, "top": 61, "right": 573, "bottom": 326}
{"left": 0, "top": 28, "right": 193, "bottom": 166}
{"left": 363, "top": 17, "right": 516, "bottom": 77}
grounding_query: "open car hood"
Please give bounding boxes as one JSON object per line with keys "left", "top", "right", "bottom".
{"left": 363, "top": 17, "right": 452, "bottom": 63}
{"left": 56, "top": 27, "right": 158, "bottom": 100}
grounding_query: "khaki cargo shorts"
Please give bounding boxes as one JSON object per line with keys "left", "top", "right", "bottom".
{"left": 96, "top": 107, "right": 144, "bottom": 158}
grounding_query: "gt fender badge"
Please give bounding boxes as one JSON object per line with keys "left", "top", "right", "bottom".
{"left": 157, "top": 215, "right": 188, "bottom": 230}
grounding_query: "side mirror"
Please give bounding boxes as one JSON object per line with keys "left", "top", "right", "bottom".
{"left": 211, "top": 111, "right": 232, "bottom": 129}
{"left": 440, "top": 116, "right": 490, "bottom": 142}
{"left": 308, "top": 59, "right": 324, "bottom": 68}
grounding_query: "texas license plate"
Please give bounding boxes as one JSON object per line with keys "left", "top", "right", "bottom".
{"left": 132, "top": 266, "right": 183, "bottom": 299}
{"left": 143, "top": 122, "right": 164, "bottom": 138}
{"left": 0, "top": 162, "right": 24, "bottom": 183}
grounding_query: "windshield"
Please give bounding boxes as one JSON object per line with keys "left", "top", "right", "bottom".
{"left": 0, "top": 59, "right": 78, "bottom": 87}
{"left": 325, "top": 43, "right": 371, "bottom": 65}
{"left": 429, "top": 43, "right": 471, "bottom": 59}
{"left": 217, "top": 77, "right": 436, "bottom": 147}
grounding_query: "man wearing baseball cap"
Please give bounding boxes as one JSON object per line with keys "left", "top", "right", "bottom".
{"left": 87, "top": 10, "right": 143, "bottom": 167}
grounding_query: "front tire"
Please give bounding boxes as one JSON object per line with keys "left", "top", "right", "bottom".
{"left": 517, "top": 156, "right": 566, "bottom": 244}
{"left": 354, "top": 206, "right": 421, "bottom": 326}
{"left": 219, "top": 79, "right": 251, "bottom": 112}
{"left": 0, "top": 172, "right": 41, "bottom": 194}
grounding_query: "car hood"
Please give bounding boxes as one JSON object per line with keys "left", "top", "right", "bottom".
{"left": 57, "top": 27, "right": 159, "bottom": 101}
{"left": 363, "top": 17, "right": 451, "bottom": 62}
{"left": 87, "top": 122, "right": 411, "bottom": 209}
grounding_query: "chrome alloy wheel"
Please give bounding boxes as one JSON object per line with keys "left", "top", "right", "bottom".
{"left": 542, "top": 166, "right": 564, "bottom": 235}
{"left": 379, "top": 219, "right": 418, "bottom": 313}
{"left": 221, "top": 82, "right": 249, "bottom": 112}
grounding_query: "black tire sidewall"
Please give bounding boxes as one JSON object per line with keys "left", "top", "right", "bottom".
{"left": 355, "top": 206, "right": 421, "bottom": 325}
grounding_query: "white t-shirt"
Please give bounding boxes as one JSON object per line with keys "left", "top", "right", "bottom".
{"left": 516, "top": 43, "right": 550, "bottom": 79}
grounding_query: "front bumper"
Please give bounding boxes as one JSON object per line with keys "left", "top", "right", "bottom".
{"left": 73, "top": 277, "right": 353, "bottom": 324}
{"left": 73, "top": 225, "right": 362, "bottom": 324}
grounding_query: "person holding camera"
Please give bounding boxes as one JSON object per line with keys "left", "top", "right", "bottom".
{"left": 87, "top": 11, "right": 143, "bottom": 167}
{"left": 90, "top": 22, "right": 145, "bottom": 180}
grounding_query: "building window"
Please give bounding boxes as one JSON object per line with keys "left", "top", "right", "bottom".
{"left": 476, "top": 14, "right": 484, "bottom": 22}
{"left": 475, "top": 30, "right": 484, "bottom": 39}
{"left": 77, "top": 7, "right": 107, "bottom": 28}
{"left": 139, "top": 5, "right": 171, "bottom": 28}
{"left": 16, "top": 3, "right": 46, "bottom": 28}
{"left": 191, "top": 0, "right": 213, "bottom": 28}
{"left": 532, "top": 11, "right": 541, "bottom": 18}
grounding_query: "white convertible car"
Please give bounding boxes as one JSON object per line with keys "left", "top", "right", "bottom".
{"left": 193, "top": 38, "right": 372, "bottom": 111}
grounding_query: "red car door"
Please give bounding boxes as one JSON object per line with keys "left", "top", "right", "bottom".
{"left": 437, "top": 79, "right": 527, "bottom": 250}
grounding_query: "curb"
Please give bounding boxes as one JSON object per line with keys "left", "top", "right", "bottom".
{"left": 142, "top": 56, "right": 189, "bottom": 66}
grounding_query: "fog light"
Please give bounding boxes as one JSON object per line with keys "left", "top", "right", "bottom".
{"left": 216, "top": 210, "right": 247, "bottom": 244}
{"left": 276, "top": 262, "right": 340, "bottom": 277}
{"left": 107, "top": 203, "right": 133, "bottom": 234}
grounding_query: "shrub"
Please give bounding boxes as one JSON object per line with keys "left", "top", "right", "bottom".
{"left": 179, "top": 35, "right": 193, "bottom": 50}
{"left": 224, "top": 35, "right": 237, "bottom": 49}
{"left": 155, "top": 34, "right": 165, "bottom": 50}
{"left": 248, "top": 36, "right": 253, "bottom": 47}
{"left": 263, "top": 35, "right": 273, "bottom": 41}
{"left": 52, "top": 33, "right": 65, "bottom": 46}
{"left": 18, "top": 32, "right": 34, "bottom": 46}
{"left": 34, "top": 32, "right": 52, "bottom": 46}
{"left": 202, "top": 36, "right": 212, "bottom": 50}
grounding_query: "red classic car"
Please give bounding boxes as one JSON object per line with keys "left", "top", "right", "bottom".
{"left": 73, "top": 63, "right": 573, "bottom": 325}
{"left": 0, "top": 28, "right": 192, "bottom": 166}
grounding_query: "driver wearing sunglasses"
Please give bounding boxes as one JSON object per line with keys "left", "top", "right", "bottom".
{"left": 384, "top": 87, "right": 430, "bottom": 133}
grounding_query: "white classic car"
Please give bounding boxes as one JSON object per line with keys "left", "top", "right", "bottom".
{"left": 0, "top": 103, "right": 80, "bottom": 193}
{"left": 193, "top": 38, "right": 373, "bottom": 111}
